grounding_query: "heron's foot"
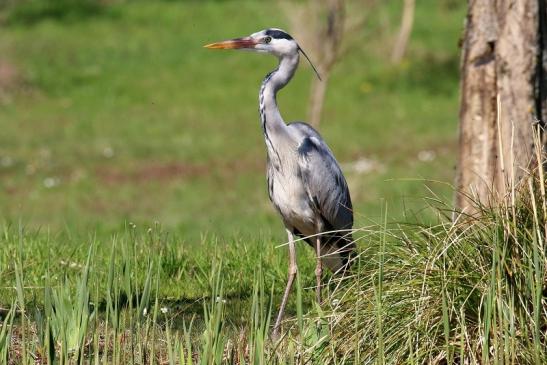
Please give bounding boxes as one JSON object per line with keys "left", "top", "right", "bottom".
{"left": 315, "top": 266, "right": 323, "bottom": 304}
{"left": 315, "top": 319, "right": 323, "bottom": 337}
{"left": 271, "top": 312, "right": 285, "bottom": 342}
{"left": 271, "top": 327, "right": 280, "bottom": 342}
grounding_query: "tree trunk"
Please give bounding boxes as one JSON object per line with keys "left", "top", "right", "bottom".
{"left": 456, "top": 0, "right": 546, "bottom": 213}
{"left": 308, "top": 73, "right": 331, "bottom": 129}
{"left": 391, "top": 0, "right": 415, "bottom": 64}
{"left": 307, "top": 0, "right": 345, "bottom": 128}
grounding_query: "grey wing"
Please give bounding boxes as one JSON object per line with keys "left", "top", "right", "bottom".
{"left": 290, "top": 122, "right": 353, "bottom": 231}
{"left": 266, "top": 155, "right": 276, "bottom": 204}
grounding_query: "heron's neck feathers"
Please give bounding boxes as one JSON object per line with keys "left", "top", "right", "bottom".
{"left": 259, "top": 53, "right": 299, "bottom": 138}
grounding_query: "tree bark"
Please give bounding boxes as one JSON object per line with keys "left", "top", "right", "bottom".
{"left": 456, "top": 0, "right": 546, "bottom": 213}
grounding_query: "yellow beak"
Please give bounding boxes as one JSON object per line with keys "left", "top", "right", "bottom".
{"left": 204, "top": 37, "right": 257, "bottom": 50}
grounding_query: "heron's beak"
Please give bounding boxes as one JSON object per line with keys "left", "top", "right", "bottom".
{"left": 204, "top": 37, "right": 257, "bottom": 50}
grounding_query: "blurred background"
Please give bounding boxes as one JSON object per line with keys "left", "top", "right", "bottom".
{"left": 0, "top": 0, "right": 465, "bottom": 242}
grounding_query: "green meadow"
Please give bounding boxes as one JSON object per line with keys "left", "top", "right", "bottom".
{"left": 0, "top": 0, "right": 462, "bottom": 238}
{"left": 1, "top": 1, "right": 544, "bottom": 364}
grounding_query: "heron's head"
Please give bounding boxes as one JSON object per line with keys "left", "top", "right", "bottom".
{"left": 205, "top": 28, "right": 297, "bottom": 57}
{"left": 205, "top": 28, "right": 321, "bottom": 79}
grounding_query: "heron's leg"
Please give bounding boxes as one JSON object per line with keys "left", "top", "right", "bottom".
{"left": 272, "top": 230, "right": 298, "bottom": 339}
{"left": 315, "top": 235, "right": 323, "bottom": 304}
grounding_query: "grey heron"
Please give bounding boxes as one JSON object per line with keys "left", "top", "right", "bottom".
{"left": 205, "top": 28, "right": 354, "bottom": 337}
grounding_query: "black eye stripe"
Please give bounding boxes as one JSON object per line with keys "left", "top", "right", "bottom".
{"left": 265, "top": 29, "right": 293, "bottom": 40}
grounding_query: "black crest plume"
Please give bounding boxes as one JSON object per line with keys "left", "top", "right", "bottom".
{"left": 298, "top": 45, "right": 322, "bottom": 81}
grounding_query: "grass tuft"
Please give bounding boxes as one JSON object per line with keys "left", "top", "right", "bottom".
{"left": 327, "top": 169, "right": 546, "bottom": 363}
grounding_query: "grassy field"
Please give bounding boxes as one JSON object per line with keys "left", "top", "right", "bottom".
{"left": 0, "top": 0, "right": 463, "bottom": 240}
{"left": 4, "top": 1, "right": 543, "bottom": 364}
{"left": 1, "top": 183, "right": 545, "bottom": 363}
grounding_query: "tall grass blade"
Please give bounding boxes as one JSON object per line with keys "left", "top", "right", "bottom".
{"left": 0, "top": 303, "right": 15, "bottom": 363}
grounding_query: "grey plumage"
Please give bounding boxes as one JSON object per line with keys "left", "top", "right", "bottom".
{"left": 256, "top": 36, "right": 354, "bottom": 273}
{"left": 205, "top": 28, "right": 354, "bottom": 338}
{"left": 266, "top": 121, "right": 354, "bottom": 271}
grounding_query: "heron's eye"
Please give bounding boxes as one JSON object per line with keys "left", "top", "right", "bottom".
{"left": 263, "top": 36, "right": 272, "bottom": 44}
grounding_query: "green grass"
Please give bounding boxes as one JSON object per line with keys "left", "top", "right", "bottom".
{"left": 1, "top": 172, "right": 545, "bottom": 363}
{"left": 0, "top": 223, "right": 319, "bottom": 363}
{"left": 6, "top": 1, "right": 538, "bottom": 363}
{"left": 0, "top": 0, "right": 464, "bottom": 241}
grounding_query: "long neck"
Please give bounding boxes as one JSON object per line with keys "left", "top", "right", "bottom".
{"left": 259, "top": 53, "right": 299, "bottom": 139}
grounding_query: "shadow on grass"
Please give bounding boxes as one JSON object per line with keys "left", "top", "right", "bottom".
{"left": 90, "top": 289, "right": 256, "bottom": 329}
